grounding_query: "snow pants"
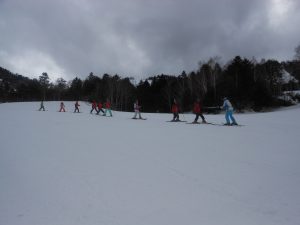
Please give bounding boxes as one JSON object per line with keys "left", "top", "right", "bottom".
{"left": 96, "top": 108, "right": 105, "bottom": 114}
{"left": 90, "top": 107, "right": 97, "bottom": 113}
{"left": 194, "top": 113, "right": 206, "bottom": 122}
{"left": 133, "top": 110, "right": 142, "bottom": 119}
{"left": 225, "top": 110, "right": 236, "bottom": 124}
{"left": 104, "top": 108, "right": 112, "bottom": 116}
{"left": 173, "top": 112, "right": 179, "bottom": 121}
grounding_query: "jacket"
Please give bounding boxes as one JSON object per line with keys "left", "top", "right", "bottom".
{"left": 105, "top": 102, "right": 111, "bottom": 109}
{"left": 171, "top": 104, "right": 179, "bottom": 113}
{"left": 222, "top": 99, "right": 233, "bottom": 111}
{"left": 193, "top": 102, "right": 201, "bottom": 114}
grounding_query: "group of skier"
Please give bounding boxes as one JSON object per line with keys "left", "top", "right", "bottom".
{"left": 170, "top": 97, "right": 237, "bottom": 125}
{"left": 55, "top": 99, "right": 113, "bottom": 116}
{"left": 39, "top": 97, "right": 238, "bottom": 125}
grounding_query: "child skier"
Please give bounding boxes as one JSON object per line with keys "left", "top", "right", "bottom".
{"left": 74, "top": 101, "right": 80, "bottom": 113}
{"left": 222, "top": 97, "right": 238, "bottom": 125}
{"left": 59, "top": 101, "right": 66, "bottom": 112}
{"left": 90, "top": 100, "right": 97, "bottom": 114}
{"left": 103, "top": 99, "right": 112, "bottom": 116}
{"left": 193, "top": 99, "right": 206, "bottom": 123}
{"left": 171, "top": 99, "right": 180, "bottom": 121}
{"left": 96, "top": 101, "right": 105, "bottom": 115}
{"left": 38, "top": 100, "right": 45, "bottom": 111}
{"left": 132, "top": 99, "right": 143, "bottom": 119}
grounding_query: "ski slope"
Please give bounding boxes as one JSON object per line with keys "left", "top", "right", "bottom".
{"left": 1, "top": 102, "right": 300, "bottom": 225}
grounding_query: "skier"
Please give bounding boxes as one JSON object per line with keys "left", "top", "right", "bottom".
{"left": 171, "top": 99, "right": 180, "bottom": 121}
{"left": 193, "top": 99, "right": 206, "bottom": 123}
{"left": 221, "top": 97, "right": 238, "bottom": 125}
{"left": 96, "top": 101, "right": 105, "bottom": 115}
{"left": 74, "top": 101, "right": 80, "bottom": 113}
{"left": 132, "top": 99, "right": 143, "bottom": 119}
{"left": 90, "top": 100, "right": 97, "bottom": 114}
{"left": 59, "top": 101, "right": 66, "bottom": 112}
{"left": 38, "top": 100, "right": 45, "bottom": 111}
{"left": 103, "top": 99, "right": 112, "bottom": 116}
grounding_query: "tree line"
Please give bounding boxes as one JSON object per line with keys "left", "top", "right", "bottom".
{"left": 1, "top": 55, "right": 299, "bottom": 112}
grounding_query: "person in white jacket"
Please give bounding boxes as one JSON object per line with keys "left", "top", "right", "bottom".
{"left": 222, "top": 97, "right": 238, "bottom": 125}
{"left": 132, "top": 100, "right": 143, "bottom": 119}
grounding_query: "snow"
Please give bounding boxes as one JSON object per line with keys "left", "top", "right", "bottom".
{"left": 1, "top": 101, "right": 300, "bottom": 225}
{"left": 279, "top": 90, "right": 300, "bottom": 104}
{"left": 280, "top": 69, "right": 298, "bottom": 84}
{"left": 284, "top": 90, "right": 300, "bottom": 95}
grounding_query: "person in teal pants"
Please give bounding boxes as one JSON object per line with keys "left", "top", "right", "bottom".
{"left": 103, "top": 99, "right": 112, "bottom": 117}
{"left": 222, "top": 97, "right": 238, "bottom": 125}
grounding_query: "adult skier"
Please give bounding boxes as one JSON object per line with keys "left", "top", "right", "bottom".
{"left": 59, "top": 101, "right": 66, "bottom": 112}
{"left": 222, "top": 97, "right": 238, "bottom": 125}
{"left": 96, "top": 101, "right": 105, "bottom": 115}
{"left": 132, "top": 99, "right": 143, "bottom": 119}
{"left": 193, "top": 99, "right": 206, "bottom": 123}
{"left": 74, "top": 101, "right": 80, "bottom": 113}
{"left": 90, "top": 100, "right": 97, "bottom": 114}
{"left": 171, "top": 99, "right": 180, "bottom": 121}
{"left": 103, "top": 99, "right": 112, "bottom": 116}
{"left": 38, "top": 100, "right": 45, "bottom": 111}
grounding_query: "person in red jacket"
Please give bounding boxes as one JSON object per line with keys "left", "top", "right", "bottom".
{"left": 96, "top": 101, "right": 105, "bottom": 115}
{"left": 90, "top": 100, "right": 97, "bottom": 114}
{"left": 74, "top": 101, "right": 80, "bottom": 113}
{"left": 171, "top": 99, "right": 180, "bottom": 121}
{"left": 59, "top": 101, "right": 66, "bottom": 112}
{"left": 103, "top": 99, "right": 112, "bottom": 116}
{"left": 193, "top": 99, "right": 206, "bottom": 123}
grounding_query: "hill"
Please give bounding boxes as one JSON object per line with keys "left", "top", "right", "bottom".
{"left": 1, "top": 102, "right": 300, "bottom": 225}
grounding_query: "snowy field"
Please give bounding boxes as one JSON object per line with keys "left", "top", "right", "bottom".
{"left": 1, "top": 101, "right": 300, "bottom": 225}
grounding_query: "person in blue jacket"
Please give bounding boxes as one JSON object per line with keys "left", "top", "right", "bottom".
{"left": 222, "top": 97, "right": 238, "bottom": 125}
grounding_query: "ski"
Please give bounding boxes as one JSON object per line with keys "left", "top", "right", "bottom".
{"left": 166, "top": 120, "right": 187, "bottom": 122}
{"left": 209, "top": 123, "right": 244, "bottom": 126}
{"left": 186, "top": 122, "right": 209, "bottom": 124}
{"left": 222, "top": 123, "right": 245, "bottom": 127}
{"left": 186, "top": 122, "right": 222, "bottom": 126}
{"left": 186, "top": 122, "right": 244, "bottom": 126}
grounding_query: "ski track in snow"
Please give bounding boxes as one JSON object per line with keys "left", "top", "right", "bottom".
{"left": 0, "top": 101, "right": 300, "bottom": 225}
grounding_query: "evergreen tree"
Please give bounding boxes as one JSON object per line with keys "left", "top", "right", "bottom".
{"left": 39, "top": 72, "right": 50, "bottom": 100}
{"left": 69, "top": 77, "right": 83, "bottom": 100}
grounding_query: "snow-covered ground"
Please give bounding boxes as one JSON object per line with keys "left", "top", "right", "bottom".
{"left": 1, "top": 101, "right": 300, "bottom": 225}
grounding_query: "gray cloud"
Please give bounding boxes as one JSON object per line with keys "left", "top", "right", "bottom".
{"left": 0, "top": 0, "right": 299, "bottom": 81}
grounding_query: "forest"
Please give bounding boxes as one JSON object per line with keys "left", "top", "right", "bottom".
{"left": 1, "top": 55, "right": 300, "bottom": 113}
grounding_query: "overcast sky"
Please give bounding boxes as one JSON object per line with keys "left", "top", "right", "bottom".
{"left": 0, "top": 0, "right": 299, "bottom": 81}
